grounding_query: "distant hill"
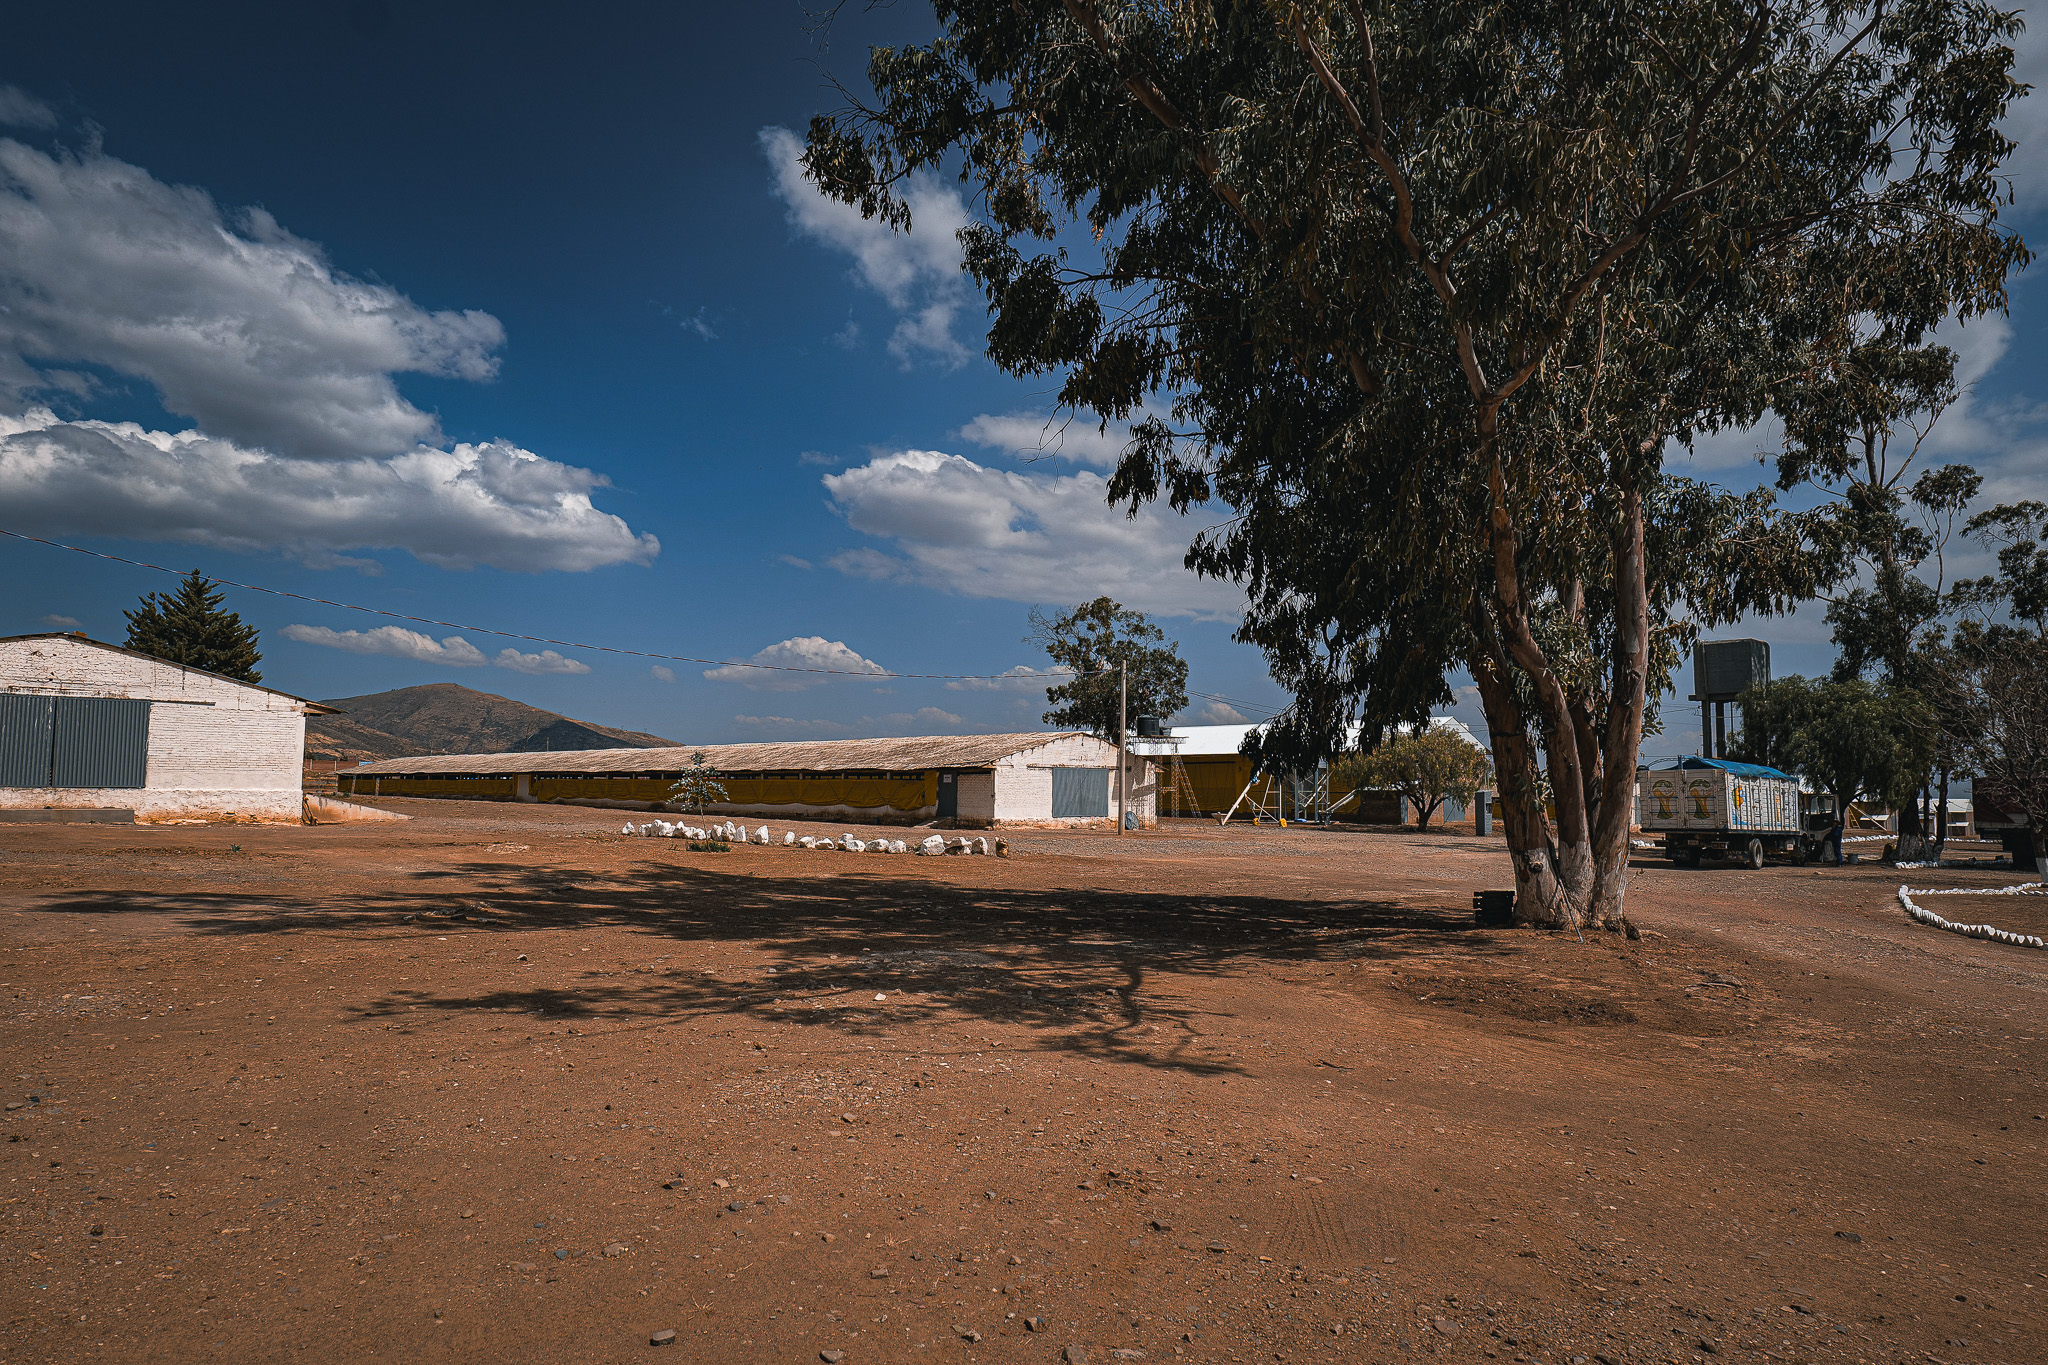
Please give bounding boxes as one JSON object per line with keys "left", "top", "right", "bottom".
{"left": 306, "top": 683, "right": 677, "bottom": 762}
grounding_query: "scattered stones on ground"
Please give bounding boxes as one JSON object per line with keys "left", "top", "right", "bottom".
{"left": 1063, "top": 1346, "right": 1090, "bottom": 1364}
{"left": 649, "top": 1328, "right": 675, "bottom": 1346}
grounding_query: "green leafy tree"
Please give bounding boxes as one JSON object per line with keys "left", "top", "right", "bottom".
{"left": 123, "top": 571, "right": 263, "bottom": 683}
{"left": 1334, "top": 726, "right": 1493, "bottom": 830}
{"left": 1732, "top": 677, "right": 1936, "bottom": 842}
{"left": 667, "top": 752, "right": 728, "bottom": 816}
{"left": 1029, "top": 597, "right": 1189, "bottom": 739}
{"left": 1958, "top": 502, "right": 2048, "bottom": 635}
{"left": 804, "top": 0, "right": 2023, "bottom": 930}
{"left": 1939, "top": 630, "right": 2048, "bottom": 874}
{"left": 1773, "top": 341, "right": 1987, "bottom": 841}
{"left": 1941, "top": 505, "right": 2048, "bottom": 871}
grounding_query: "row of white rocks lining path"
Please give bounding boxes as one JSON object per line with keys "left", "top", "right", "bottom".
{"left": 1896, "top": 882, "right": 2048, "bottom": 950}
{"left": 622, "top": 819, "right": 1002, "bottom": 857}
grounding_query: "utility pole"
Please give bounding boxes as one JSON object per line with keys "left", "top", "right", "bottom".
{"left": 1117, "top": 658, "right": 1128, "bottom": 836}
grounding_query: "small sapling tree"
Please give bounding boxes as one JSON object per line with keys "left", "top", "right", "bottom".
{"left": 667, "top": 751, "right": 728, "bottom": 817}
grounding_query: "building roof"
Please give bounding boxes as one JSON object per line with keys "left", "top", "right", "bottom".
{"left": 346, "top": 731, "right": 1100, "bottom": 777}
{"left": 0, "top": 632, "right": 339, "bottom": 714}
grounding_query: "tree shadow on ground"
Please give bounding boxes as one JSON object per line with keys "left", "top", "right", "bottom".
{"left": 35, "top": 856, "right": 1528, "bottom": 1075}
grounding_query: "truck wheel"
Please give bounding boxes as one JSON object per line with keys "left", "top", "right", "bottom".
{"left": 1675, "top": 847, "right": 1702, "bottom": 869}
{"left": 1744, "top": 837, "right": 1765, "bottom": 870}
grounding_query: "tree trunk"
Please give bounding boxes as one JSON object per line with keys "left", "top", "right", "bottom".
{"left": 1587, "top": 481, "right": 1651, "bottom": 932}
{"left": 1467, "top": 599, "right": 1572, "bottom": 927}
{"left": 1935, "top": 767, "right": 1950, "bottom": 862}
{"left": 1484, "top": 464, "right": 1595, "bottom": 911}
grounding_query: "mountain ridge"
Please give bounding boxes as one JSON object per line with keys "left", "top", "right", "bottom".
{"left": 306, "top": 683, "right": 677, "bottom": 762}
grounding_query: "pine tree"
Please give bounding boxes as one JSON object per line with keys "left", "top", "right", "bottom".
{"left": 123, "top": 571, "right": 264, "bottom": 683}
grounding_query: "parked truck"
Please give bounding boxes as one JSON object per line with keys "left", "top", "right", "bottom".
{"left": 1636, "top": 757, "right": 1836, "bottom": 868}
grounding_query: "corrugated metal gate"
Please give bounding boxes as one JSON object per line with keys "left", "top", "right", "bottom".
{"left": 0, "top": 695, "right": 54, "bottom": 787}
{"left": 0, "top": 695, "right": 151, "bottom": 788}
{"left": 1050, "top": 766, "right": 1110, "bottom": 819}
{"left": 53, "top": 698, "right": 151, "bottom": 787}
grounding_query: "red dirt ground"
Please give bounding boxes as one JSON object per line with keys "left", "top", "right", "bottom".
{"left": 2, "top": 800, "right": 2043, "bottom": 1365}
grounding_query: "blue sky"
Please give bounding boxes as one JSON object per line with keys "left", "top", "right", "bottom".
{"left": 0, "top": 3, "right": 2042, "bottom": 757}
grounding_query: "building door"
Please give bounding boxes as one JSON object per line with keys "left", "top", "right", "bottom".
{"left": 936, "top": 772, "right": 958, "bottom": 818}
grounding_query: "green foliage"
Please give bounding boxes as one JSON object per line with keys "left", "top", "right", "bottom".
{"left": 1731, "top": 676, "right": 1936, "bottom": 819}
{"left": 1938, "top": 628, "right": 2048, "bottom": 865}
{"left": 122, "top": 571, "right": 263, "bottom": 683}
{"left": 806, "top": 0, "right": 2025, "bottom": 925}
{"left": 1029, "top": 597, "right": 1189, "bottom": 739}
{"left": 1334, "top": 727, "right": 1494, "bottom": 830}
{"left": 1957, "top": 501, "right": 2048, "bottom": 633}
{"left": 686, "top": 840, "right": 733, "bottom": 853}
{"left": 667, "top": 751, "right": 728, "bottom": 816}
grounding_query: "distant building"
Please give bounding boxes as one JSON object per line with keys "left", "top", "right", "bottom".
{"left": 1158, "top": 718, "right": 1485, "bottom": 819}
{"left": 341, "top": 731, "right": 1155, "bottom": 828}
{"left": 0, "top": 633, "right": 336, "bottom": 823}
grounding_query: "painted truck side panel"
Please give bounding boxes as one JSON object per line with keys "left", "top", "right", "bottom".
{"left": 1638, "top": 771, "right": 1801, "bottom": 834}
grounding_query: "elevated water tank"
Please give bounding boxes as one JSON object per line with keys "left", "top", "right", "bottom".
{"left": 1691, "top": 639, "right": 1770, "bottom": 701}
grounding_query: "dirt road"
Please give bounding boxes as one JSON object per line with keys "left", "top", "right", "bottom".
{"left": 2, "top": 801, "right": 2041, "bottom": 1365}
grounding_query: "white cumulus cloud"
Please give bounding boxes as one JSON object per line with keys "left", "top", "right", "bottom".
{"left": 0, "top": 139, "right": 500, "bottom": 459}
{"left": 960, "top": 412, "right": 1140, "bottom": 469}
{"left": 0, "top": 137, "right": 655, "bottom": 571}
{"left": 946, "top": 664, "right": 1063, "bottom": 693}
{"left": 284, "top": 624, "right": 588, "bottom": 675}
{"left": 1189, "top": 701, "right": 1248, "bottom": 725}
{"left": 651, "top": 665, "right": 676, "bottom": 683}
{"left": 281, "top": 624, "right": 488, "bottom": 666}
{"left": 0, "top": 408, "right": 658, "bottom": 571}
{"left": 494, "top": 648, "right": 589, "bottom": 676}
{"left": 0, "top": 87, "right": 56, "bottom": 131}
{"left": 821, "top": 449, "right": 1243, "bottom": 620}
{"left": 760, "top": 126, "right": 972, "bottom": 368}
{"left": 704, "top": 636, "right": 892, "bottom": 691}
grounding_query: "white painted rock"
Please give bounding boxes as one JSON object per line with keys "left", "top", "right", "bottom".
{"left": 798, "top": 836, "right": 818, "bottom": 849}
{"left": 972, "top": 837, "right": 990, "bottom": 856}
{"left": 754, "top": 826, "right": 771, "bottom": 845}
{"left": 782, "top": 831, "right": 797, "bottom": 846}
{"left": 919, "top": 835, "right": 946, "bottom": 856}
{"left": 946, "top": 838, "right": 970, "bottom": 855}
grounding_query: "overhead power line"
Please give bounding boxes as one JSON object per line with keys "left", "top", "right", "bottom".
{"left": 0, "top": 528, "right": 1086, "bottom": 682}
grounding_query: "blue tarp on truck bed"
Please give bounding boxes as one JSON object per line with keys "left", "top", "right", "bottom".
{"left": 1672, "top": 756, "right": 1793, "bottom": 782}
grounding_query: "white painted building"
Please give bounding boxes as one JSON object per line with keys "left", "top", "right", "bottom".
{"left": 344, "top": 731, "right": 1157, "bottom": 828}
{"left": 0, "top": 633, "right": 335, "bottom": 824}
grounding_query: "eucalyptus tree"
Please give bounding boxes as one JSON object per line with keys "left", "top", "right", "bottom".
{"left": 1029, "top": 596, "right": 1190, "bottom": 737}
{"left": 803, "top": 0, "right": 2025, "bottom": 927}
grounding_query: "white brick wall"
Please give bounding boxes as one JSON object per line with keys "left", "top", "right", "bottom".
{"left": 990, "top": 733, "right": 1156, "bottom": 827}
{"left": 0, "top": 636, "right": 313, "bottom": 822}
